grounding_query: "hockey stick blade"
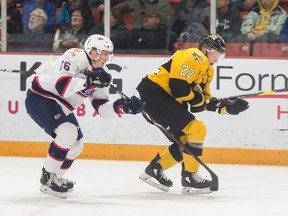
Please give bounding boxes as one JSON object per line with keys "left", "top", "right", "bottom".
{"left": 109, "top": 84, "right": 218, "bottom": 191}
{"left": 142, "top": 111, "right": 219, "bottom": 192}
{"left": 0, "top": 55, "right": 55, "bottom": 74}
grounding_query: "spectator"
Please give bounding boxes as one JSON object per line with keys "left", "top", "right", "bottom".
{"left": 231, "top": 0, "right": 287, "bottom": 43}
{"left": 56, "top": 0, "right": 94, "bottom": 29}
{"left": 52, "top": 8, "right": 90, "bottom": 52}
{"left": 231, "top": 0, "right": 258, "bottom": 12}
{"left": 126, "top": 9, "right": 168, "bottom": 50}
{"left": 177, "top": 6, "right": 210, "bottom": 43}
{"left": 22, "top": 0, "right": 56, "bottom": 32}
{"left": 216, "top": 0, "right": 241, "bottom": 42}
{"left": 279, "top": 16, "right": 288, "bottom": 42}
{"left": 0, "top": 0, "right": 22, "bottom": 33}
{"left": 170, "top": 0, "right": 209, "bottom": 38}
{"left": 7, "top": 8, "right": 54, "bottom": 52}
{"left": 88, "top": 8, "right": 129, "bottom": 49}
{"left": 113, "top": 0, "right": 171, "bottom": 29}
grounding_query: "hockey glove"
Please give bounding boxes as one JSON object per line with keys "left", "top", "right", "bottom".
{"left": 113, "top": 96, "right": 144, "bottom": 115}
{"left": 84, "top": 68, "right": 112, "bottom": 88}
{"left": 188, "top": 90, "right": 206, "bottom": 113}
{"left": 207, "top": 97, "right": 249, "bottom": 115}
{"left": 206, "top": 97, "right": 220, "bottom": 112}
{"left": 218, "top": 98, "right": 249, "bottom": 115}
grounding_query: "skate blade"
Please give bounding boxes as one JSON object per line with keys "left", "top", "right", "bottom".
{"left": 40, "top": 185, "right": 67, "bottom": 199}
{"left": 182, "top": 186, "right": 213, "bottom": 195}
{"left": 139, "top": 173, "right": 170, "bottom": 192}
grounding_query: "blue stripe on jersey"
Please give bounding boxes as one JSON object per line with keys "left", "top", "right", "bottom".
{"left": 31, "top": 77, "right": 74, "bottom": 111}
{"left": 55, "top": 76, "right": 72, "bottom": 96}
{"left": 91, "top": 98, "right": 109, "bottom": 113}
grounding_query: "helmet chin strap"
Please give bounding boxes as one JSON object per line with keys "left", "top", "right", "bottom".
{"left": 91, "top": 58, "right": 99, "bottom": 68}
{"left": 89, "top": 48, "right": 100, "bottom": 67}
{"left": 92, "top": 55, "right": 100, "bottom": 61}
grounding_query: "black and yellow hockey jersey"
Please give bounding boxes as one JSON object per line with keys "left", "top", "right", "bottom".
{"left": 147, "top": 48, "right": 214, "bottom": 104}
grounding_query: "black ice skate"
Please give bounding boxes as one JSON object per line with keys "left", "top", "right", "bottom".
{"left": 40, "top": 168, "right": 68, "bottom": 199}
{"left": 181, "top": 170, "right": 212, "bottom": 194}
{"left": 139, "top": 153, "right": 173, "bottom": 192}
{"left": 62, "top": 178, "right": 76, "bottom": 192}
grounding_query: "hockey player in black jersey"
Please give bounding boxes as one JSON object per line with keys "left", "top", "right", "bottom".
{"left": 137, "top": 34, "right": 249, "bottom": 194}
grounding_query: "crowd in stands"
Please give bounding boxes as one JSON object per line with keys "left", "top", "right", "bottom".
{"left": 1, "top": 0, "right": 288, "bottom": 56}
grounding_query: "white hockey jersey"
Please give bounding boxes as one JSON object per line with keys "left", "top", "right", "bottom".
{"left": 28, "top": 48, "right": 118, "bottom": 118}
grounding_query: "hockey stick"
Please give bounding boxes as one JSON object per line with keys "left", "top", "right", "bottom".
{"left": 0, "top": 55, "right": 55, "bottom": 74}
{"left": 221, "top": 88, "right": 288, "bottom": 100}
{"left": 109, "top": 84, "right": 219, "bottom": 191}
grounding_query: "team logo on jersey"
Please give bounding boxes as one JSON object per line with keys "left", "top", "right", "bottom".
{"left": 78, "top": 88, "right": 94, "bottom": 97}
{"left": 54, "top": 113, "right": 61, "bottom": 120}
{"left": 192, "top": 52, "right": 204, "bottom": 63}
{"left": 73, "top": 48, "right": 82, "bottom": 52}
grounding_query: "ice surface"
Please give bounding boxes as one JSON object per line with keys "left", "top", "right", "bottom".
{"left": 0, "top": 157, "right": 287, "bottom": 216}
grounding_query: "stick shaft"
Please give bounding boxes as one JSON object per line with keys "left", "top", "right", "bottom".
{"left": 222, "top": 88, "right": 288, "bottom": 100}
{"left": 110, "top": 84, "right": 219, "bottom": 191}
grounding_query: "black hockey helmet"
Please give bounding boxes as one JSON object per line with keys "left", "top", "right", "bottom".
{"left": 199, "top": 34, "right": 226, "bottom": 54}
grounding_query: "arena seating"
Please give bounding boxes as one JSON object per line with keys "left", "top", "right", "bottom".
{"left": 280, "top": 0, "right": 288, "bottom": 12}
{"left": 173, "top": 42, "right": 251, "bottom": 57}
{"left": 173, "top": 42, "right": 199, "bottom": 51}
{"left": 252, "top": 43, "right": 288, "bottom": 57}
{"left": 7, "top": 1, "right": 288, "bottom": 58}
{"left": 225, "top": 43, "right": 250, "bottom": 57}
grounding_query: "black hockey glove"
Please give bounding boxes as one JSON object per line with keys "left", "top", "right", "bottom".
{"left": 218, "top": 98, "right": 249, "bottom": 115}
{"left": 84, "top": 68, "right": 111, "bottom": 88}
{"left": 206, "top": 97, "right": 220, "bottom": 112}
{"left": 207, "top": 97, "right": 249, "bottom": 115}
{"left": 113, "top": 96, "right": 144, "bottom": 115}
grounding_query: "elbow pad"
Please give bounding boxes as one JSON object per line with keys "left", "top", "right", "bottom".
{"left": 188, "top": 90, "right": 205, "bottom": 112}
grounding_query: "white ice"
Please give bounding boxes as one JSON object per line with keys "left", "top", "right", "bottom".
{"left": 0, "top": 157, "right": 287, "bottom": 216}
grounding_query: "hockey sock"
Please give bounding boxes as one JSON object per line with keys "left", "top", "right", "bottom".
{"left": 44, "top": 141, "right": 69, "bottom": 174}
{"left": 158, "top": 145, "right": 181, "bottom": 170}
{"left": 183, "top": 153, "right": 201, "bottom": 173}
{"left": 56, "top": 158, "right": 75, "bottom": 178}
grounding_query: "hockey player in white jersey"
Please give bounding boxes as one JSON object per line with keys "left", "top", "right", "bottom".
{"left": 25, "top": 34, "right": 144, "bottom": 199}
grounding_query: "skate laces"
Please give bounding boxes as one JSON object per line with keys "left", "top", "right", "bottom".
{"left": 191, "top": 173, "right": 206, "bottom": 183}
{"left": 47, "top": 174, "right": 66, "bottom": 187}
{"left": 159, "top": 169, "right": 170, "bottom": 182}
{"left": 61, "top": 178, "right": 75, "bottom": 185}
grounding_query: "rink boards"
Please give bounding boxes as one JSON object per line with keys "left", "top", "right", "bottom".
{"left": 1, "top": 141, "right": 288, "bottom": 166}
{"left": 0, "top": 53, "right": 288, "bottom": 165}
